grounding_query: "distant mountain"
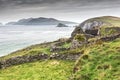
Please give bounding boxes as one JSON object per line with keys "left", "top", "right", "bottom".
{"left": 56, "top": 23, "right": 69, "bottom": 27}
{"left": 6, "top": 17, "right": 77, "bottom": 25}
{"left": 6, "top": 22, "right": 16, "bottom": 25}
{"left": 0, "top": 23, "right": 2, "bottom": 25}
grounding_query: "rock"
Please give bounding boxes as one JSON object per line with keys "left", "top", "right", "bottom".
{"left": 80, "top": 20, "right": 103, "bottom": 31}
{"left": 72, "top": 20, "right": 103, "bottom": 37}
{"left": 85, "top": 29, "right": 99, "bottom": 36}
{"left": 70, "top": 40, "right": 81, "bottom": 49}
{"left": 71, "top": 26, "right": 84, "bottom": 39}
{"left": 71, "top": 16, "right": 120, "bottom": 38}
{"left": 50, "top": 45, "right": 68, "bottom": 52}
{"left": 56, "top": 23, "right": 69, "bottom": 27}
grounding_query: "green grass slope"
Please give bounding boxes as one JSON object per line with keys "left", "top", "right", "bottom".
{"left": 0, "top": 16, "right": 120, "bottom": 80}
{"left": 0, "top": 60, "right": 74, "bottom": 80}
{"left": 73, "top": 38, "right": 120, "bottom": 80}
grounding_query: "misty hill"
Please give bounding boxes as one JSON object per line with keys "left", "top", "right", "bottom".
{"left": 6, "top": 17, "right": 77, "bottom": 25}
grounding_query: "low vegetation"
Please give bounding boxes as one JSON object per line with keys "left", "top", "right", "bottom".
{"left": 72, "top": 38, "right": 120, "bottom": 80}
{"left": 74, "top": 34, "right": 86, "bottom": 42}
{"left": 0, "top": 16, "right": 120, "bottom": 80}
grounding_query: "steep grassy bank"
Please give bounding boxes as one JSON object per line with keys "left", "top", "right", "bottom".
{"left": 72, "top": 38, "right": 120, "bottom": 80}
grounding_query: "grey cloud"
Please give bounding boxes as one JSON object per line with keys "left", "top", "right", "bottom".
{"left": 0, "top": 0, "right": 120, "bottom": 23}
{"left": 0, "top": 0, "right": 120, "bottom": 11}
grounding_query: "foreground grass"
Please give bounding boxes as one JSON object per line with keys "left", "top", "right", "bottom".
{"left": 73, "top": 38, "right": 120, "bottom": 80}
{"left": 0, "top": 60, "right": 74, "bottom": 80}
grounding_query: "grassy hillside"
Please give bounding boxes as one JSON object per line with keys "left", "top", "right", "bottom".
{"left": 72, "top": 38, "right": 120, "bottom": 80}
{"left": 0, "top": 16, "right": 120, "bottom": 80}
{"left": 0, "top": 60, "right": 74, "bottom": 80}
{"left": 0, "top": 38, "right": 119, "bottom": 80}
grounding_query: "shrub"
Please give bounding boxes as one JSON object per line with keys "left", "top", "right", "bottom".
{"left": 74, "top": 34, "right": 86, "bottom": 42}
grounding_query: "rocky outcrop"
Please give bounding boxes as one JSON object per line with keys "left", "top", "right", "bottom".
{"left": 50, "top": 38, "right": 70, "bottom": 52}
{"left": 71, "top": 16, "right": 120, "bottom": 38}
{"left": 71, "top": 27, "right": 84, "bottom": 39}
{"left": 71, "top": 21, "right": 103, "bottom": 37}
{"left": 56, "top": 23, "right": 68, "bottom": 27}
{"left": 85, "top": 29, "right": 99, "bottom": 36}
{"left": 70, "top": 33, "right": 94, "bottom": 49}
{"left": 70, "top": 40, "right": 82, "bottom": 49}
{"left": 71, "top": 16, "right": 120, "bottom": 39}
{"left": 80, "top": 20, "right": 103, "bottom": 31}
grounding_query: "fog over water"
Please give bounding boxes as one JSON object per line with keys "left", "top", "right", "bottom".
{"left": 0, "top": 25, "right": 75, "bottom": 56}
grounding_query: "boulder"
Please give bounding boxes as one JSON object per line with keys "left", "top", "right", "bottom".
{"left": 80, "top": 21, "right": 103, "bottom": 31}
{"left": 71, "top": 26, "right": 84, "bottom": 39}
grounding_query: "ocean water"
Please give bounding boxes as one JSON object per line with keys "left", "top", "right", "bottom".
{"left": 0, "top": 25, "right": 75, "bottom": 56}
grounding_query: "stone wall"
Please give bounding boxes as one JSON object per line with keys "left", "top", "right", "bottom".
{"left": 0, "top": 53, "right": 81, "bottom": 69}
{"left": 0, "top": 54, "right": 48, "bottom": 69}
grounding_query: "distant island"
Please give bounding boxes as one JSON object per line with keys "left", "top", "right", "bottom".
{"left": 56, "top": 23, "right": 69, "bottom": 27}
{"left": 6, "top": 17, "right": 77, "bottom": 25}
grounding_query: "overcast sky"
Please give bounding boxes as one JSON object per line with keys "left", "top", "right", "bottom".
{"left": 0, "top": 0, "right": 120, "bottom": 24}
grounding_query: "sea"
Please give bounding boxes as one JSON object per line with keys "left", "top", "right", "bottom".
{"left": 0, "top": 25, "right": 76, "bottom": 56}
